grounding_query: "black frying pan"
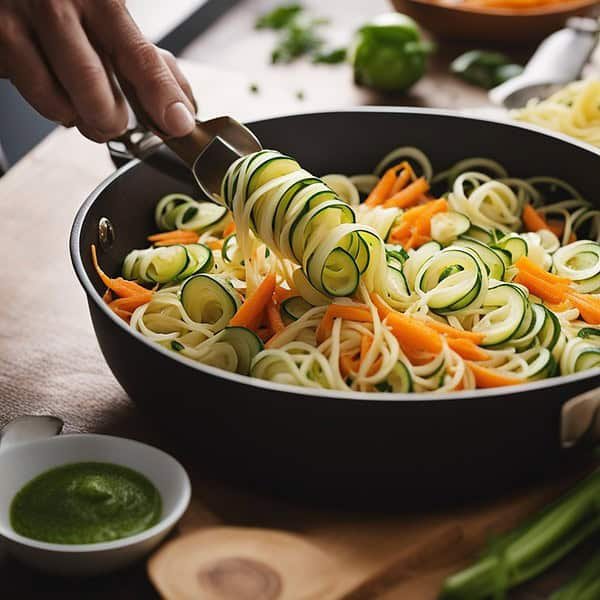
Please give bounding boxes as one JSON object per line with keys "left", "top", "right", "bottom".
{"left": 70, "top": 109, "right": 600, "bottom": 507}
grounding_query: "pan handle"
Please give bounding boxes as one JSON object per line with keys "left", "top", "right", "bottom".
{"left": 561, "top": 387, "right": 600, "bottom": 448}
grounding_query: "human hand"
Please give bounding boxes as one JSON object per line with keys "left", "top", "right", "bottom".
{"left": 0, "top": 0, "right": 196, "bottom": 142}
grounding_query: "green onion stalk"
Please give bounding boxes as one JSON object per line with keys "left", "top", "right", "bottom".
{"left": 440, "top": 470, "right": 600, "bottom": 599}
{"left": 549, "top": 550, "right": 600, "bottom": 600}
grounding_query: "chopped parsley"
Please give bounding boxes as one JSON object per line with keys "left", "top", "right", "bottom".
{"left": 255, "top": 3, "right": 303, "bottom": 30}
{"left": 312, "top": 47, "right": 347, "bottom": 64}
{"left": 255, "top": 2, "right": 345, "bottom": 67}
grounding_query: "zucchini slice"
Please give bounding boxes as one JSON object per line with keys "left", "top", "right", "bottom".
{"left": 319, "top": 247, "right": 360, "bottom": 297}
{"left": 553, "top": 240, "right": 600, "bottom": 293}
{"left": 375, "top": 361, "right": 413, "bottom": 393}
{"left": 281, "top": 296, "right": 313, "bottom": 322}
{"left": 178, "top": 244, "right": 214, "bottom": 280}
{"left": 473, "top": 283, "right": 528, "bottom": 346}
{"left": 222, "top": 234, "right": 243, "bottom": 265}
{"left": 431, "top": 212, "right": 470, "bottom": 245}
{"left": 415, "top": 247, "right": 486, "bottom": 314}
{"left": 464, "top": 224, "right": 493, "bottom": 244}
{"left": 218, "top": 326, "right": 264, "bottom": 375}
{"left": 175, "top": 202, "right": 229, "bottom": 233}
{"left": 180, "top": 274, "right": 241, "bottom": 330}
{"left": 387, "top": 265, "right": 410, "bottom": 297}
{"left": 142, "top": 245, "right": 189, "bottom": 284}
{"left": 247, "top": 155, "right": 300, "bottom": 196}
{"left": 454, "top": 237, "right": 506, "bottom": 280}
{"left": 578, "top": 327, "right": 600, "bottom": 340}
{"left": 538, "top": 306, "right": 562, "bottom": 352}
{"left": 493, "top": 234, "right": 528, "bottom": 264}
{"left": 155, "top": 193, "right": 229, "bottom": 233}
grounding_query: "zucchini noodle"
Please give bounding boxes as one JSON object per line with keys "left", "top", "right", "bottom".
{"left": 107, "top": 145, "right": 600, "bottom": 394}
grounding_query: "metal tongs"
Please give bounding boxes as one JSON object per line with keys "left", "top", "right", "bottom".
{"left": 490, "top": 16, "right": 600, "bottom": 109}
{"left": 108, "top": 82, "right": 262, "bottom": 200}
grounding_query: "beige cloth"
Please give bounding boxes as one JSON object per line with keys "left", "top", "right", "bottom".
{"left": 0, "top": 129, "right": 136, "bottom": 434}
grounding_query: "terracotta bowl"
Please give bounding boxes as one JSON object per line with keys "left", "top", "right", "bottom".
{"left": 392, "top": 0, "right": 600, "bottom": 43}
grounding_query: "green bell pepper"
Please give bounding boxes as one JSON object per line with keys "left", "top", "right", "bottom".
{"left": 451, "top": 50, "right": 524, "bottom": 89}
{"left": 352, "top": 13, "right": 433, "bottom": 93}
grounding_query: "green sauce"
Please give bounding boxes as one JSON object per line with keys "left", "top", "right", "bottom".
{"left": 10, "top": 462, "right": 162, "bottom": 544}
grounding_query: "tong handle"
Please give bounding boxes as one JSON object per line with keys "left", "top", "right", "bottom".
{"left": 119, "top": 77, "right": 210, "bottom": 168}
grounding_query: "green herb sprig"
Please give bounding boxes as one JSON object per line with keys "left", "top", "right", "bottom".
{"left": 255, "top": 3, "right": 346, "bottom": 66}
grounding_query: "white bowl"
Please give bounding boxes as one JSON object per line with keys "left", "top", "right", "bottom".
{"left": 0, "top": 431, "right": 191, "bottom": 576}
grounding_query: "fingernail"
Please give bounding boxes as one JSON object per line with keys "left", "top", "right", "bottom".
{"left": 164, "top": 101, "right": 195, "bottom": 137}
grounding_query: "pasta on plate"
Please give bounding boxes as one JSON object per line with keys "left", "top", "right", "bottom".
{"left": 513, "top": 79, "right": 600, "bottom": 148}
{"left": 92, "top": 146, "right": 600, "bottom": 394}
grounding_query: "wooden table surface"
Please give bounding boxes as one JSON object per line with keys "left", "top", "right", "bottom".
{"left": 1, "top": 2, "right": 599, "bottom": 598}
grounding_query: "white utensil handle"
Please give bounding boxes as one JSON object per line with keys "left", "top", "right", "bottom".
{"left": 561, "top": 387, "right": 600, "bottom": 448}
{"left": 524, "top": 18, "right": 598, "bottom": 82}
{"left": 0, "top": 415, "right": 63, "bottom": 452}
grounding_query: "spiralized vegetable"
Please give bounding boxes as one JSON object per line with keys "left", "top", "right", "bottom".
{"left": 105, "top": 146, "right": 600, "bottom": 394}
{"left": 513, "top": 79, "right": 600, "bottom": 148}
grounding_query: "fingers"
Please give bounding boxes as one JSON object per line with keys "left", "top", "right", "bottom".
{"left": 92, "top": 1, "right": 195, "bottom": 138}
{"left": 0, "top": 13, "right": 76, "bottom": 126}
{"left": 158, "top": 48, "right": 197, "bottom": 114}
{"left": 31, "top": 1, "right": 128, "bottom": 141}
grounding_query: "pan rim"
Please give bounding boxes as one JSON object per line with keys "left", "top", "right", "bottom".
{"left": 70, "top": 107, "right": 600, "bottom": 404}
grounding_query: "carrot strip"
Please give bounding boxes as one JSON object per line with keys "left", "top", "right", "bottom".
{"left": 108, "top": 295, "right": 152, "bottom": 312}
{"left": 389, "top": 198, "right": 448, "bottom": 249}
{"left": 154, "top": 239, "right": 194, "bottom": 247}
{"left": 515, "top": 256, "right": 571, "bottom": 286}
{"left": 568, "top": 293, "right": 600, "bottom": 324}
{"left": 340, "top": 352, "right": 381, "bottom": 378}
{"left": 266, "top": 298, "right": 286, "bottom": 334}
{"left": 365, "top": 357, "right": 383, "bottom": 376}
{"left": 316, "top": 304, "right": 372, "bottom": 344}
{"left": 111, "top": 307, "right": 134, "bottom": 322}
{"left": 547, "top": 218, "right": 564, "bottom": 238}
{"left": 514, "top": 270, "right": 567, "bottom": 304}
{"left": 545, "top": 299, "right": 574, "bottom": 313}
{"left": 447, "top": 338, "right": 490, "bottom": 361}
{"left": 467, "top": 362, "right": 524, "bottom": 388}
{"left": 207, "top": 239, "right": 224, "bottom": 250}
{"left": 514, "top": 256, "right": 573, "bottom": 304}
{"left": 230, "top": 273, "right": 277, "bottom": 330}
{"left": 522, "top": 204, "right": 551, "bottom": 233}
{"left": 148, "top": 230, "right": 199, "bottom": 245}
{"left": 223, "top": 221, "right": 236, "bottom": 237}
{"left": 91, "top": 245, "right": 153, "bottom": 300}
{"left": 256, "top": 327, "right": 274, "bottom": 343}
{"left": 383, "top": 177, "right": 430, "bottom": 209}
{"left": 371, "top": 293, "right": 443, "bottom": 356}
{"left": 360, "top": 334, "right": 372, "bottom": 361}
{"left": 327, "top": 305, "right": 372, "bottom": 320}
{"left": 273, "top": 285, "right": 297, "bottom": 303}
{"left": 546, "top": 219, "right": 577, "bottom": 243}
{"left": 365, "top": 164, "right": 404, "bottom": 207}
{"left": 390, "top": 164, "right": 413, "bottom": 194}
{"left": 340, "top": 353, "right": 358, "bottom": 378}
{"left": 425, "top": 320, "right": 485, "bottom": 343}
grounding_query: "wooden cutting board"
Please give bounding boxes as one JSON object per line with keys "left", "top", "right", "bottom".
{"left": 148, "top": 460, "right": 597, "bottom": 600}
